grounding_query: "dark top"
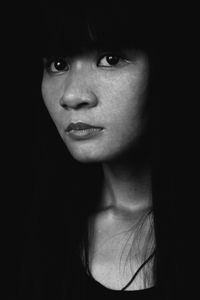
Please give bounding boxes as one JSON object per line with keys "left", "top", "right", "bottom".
{"left": 72, "top": 262, "right": 161, "bottom": 299}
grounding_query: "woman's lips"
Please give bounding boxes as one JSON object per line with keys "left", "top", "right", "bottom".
{"left": 66, "top": 122, "right": 103, "bottom": 132}
{"left": 65, "top": 122, "right": 104, "bottom": 140}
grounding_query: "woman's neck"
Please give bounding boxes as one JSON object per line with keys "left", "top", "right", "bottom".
{"left": 100, "top": 159, "right": 152, "bottom": 219}
{"left": 88, "top": 159, "right": 155, "bottom": 290}
{"left": 86, "top": 156, "right": 155, "bottom": 290}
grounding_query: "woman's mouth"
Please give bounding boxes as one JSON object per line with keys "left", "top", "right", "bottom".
{"left": 65, "top": 122, "right": 104, "bottom": 140}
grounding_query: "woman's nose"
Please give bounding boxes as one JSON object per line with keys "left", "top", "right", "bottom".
{"left": 59, "top": 69, "right": 98, "bottom": 110}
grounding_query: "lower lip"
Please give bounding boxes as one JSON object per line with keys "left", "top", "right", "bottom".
{"left": 66, "top": 128, "right": 104, "bottom": 140}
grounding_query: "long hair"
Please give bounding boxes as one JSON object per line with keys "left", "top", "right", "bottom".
{"left": 16, "top": 2, "right": 181, "bottom": 299}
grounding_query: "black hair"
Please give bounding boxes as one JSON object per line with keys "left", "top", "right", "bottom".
{"left": 39, "top": 1, "right": 166, "bottom": 56}
{"left": 16, "top": 1, "right": 180, "bottom": 299}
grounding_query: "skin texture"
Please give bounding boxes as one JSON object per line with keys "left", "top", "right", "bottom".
{"left": 42, "top": 49, "right": 154, "bottom": 290}
{"left": 42, "top": 50, "right": 149, "bottom": 163}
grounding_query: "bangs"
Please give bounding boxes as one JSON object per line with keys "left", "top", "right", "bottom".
{"left": 40, "top": 1, "right": 164, "bottom": 59}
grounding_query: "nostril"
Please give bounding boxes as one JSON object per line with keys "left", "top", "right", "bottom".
{"left": 76, "top": 102, "right": 92, "bottom": 109}
{"left": 60, "top": 101, "right": 68, "bottom": 109}
{"left": 60, "top": 100, "right": 92, "bottom": 110}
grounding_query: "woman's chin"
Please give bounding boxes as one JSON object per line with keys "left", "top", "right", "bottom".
{"left": 68, "top": 148, "right": 126, "bottom": 164}
{"left": 70, "top": 153, "right": 103, "bottom": 163}
{"left": 67, "top": 145, "right": 117, "bottom": 163}
{"left": 67, "top": 147, "right": 103, "bottom": 163}
{"left": 64, "top": 137, "right": 132, "bottom": 164}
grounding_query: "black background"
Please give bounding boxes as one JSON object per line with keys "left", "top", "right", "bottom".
{"left": 2, "top": 2, "right": 199, "bottom": 299}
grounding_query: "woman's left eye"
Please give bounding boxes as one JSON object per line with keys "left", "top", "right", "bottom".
{"left": 97, "top": 54, "right": 127, "bottom": 67}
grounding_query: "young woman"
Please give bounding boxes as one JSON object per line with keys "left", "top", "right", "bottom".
{"left": 42, "top": 13, "right": 154, "bottom": 293}
{"left": 17, "top": 1, "right": 184, "bottom": 299}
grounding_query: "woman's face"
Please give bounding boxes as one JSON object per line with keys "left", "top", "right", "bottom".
{"left": 41, "top": 48, "right": 149, "bottom": 163}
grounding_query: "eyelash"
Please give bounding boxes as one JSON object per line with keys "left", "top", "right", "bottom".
{"left": 44, "top": 53, "right": 128, "bottom": 74}
{"left": 97, "top": 53, "right": 128, "bottom": 67}
{"left": 44, "top": 58, "right": 69, "bottom": 74}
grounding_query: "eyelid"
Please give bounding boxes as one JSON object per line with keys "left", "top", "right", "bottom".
{"left": 96, "top": 52, "right": 131, "bottom": 67}
{"left": 43, "top": 57, "right": 69, "bottom": 74}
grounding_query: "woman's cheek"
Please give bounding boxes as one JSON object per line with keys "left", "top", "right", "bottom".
{"left": 42, "top": 82, "right": 61, "bottom": 118}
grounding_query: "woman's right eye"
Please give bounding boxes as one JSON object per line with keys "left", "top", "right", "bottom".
{"left": 44, "top": 58, "right": 69, "bottom": 74}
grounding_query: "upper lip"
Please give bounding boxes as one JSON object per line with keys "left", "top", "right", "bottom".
{"left": 66, "top": 122, "right": 103, "bottom": 132}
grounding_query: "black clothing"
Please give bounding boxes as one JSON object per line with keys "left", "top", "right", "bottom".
{"left": 71, "top": 262, "right": 161, "bottom": 299}
{"left": 83, "top": 275, "right": 158, "bottom": 299}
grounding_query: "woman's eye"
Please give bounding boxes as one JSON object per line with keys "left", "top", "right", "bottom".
{"left": 45, "top": 58, "right": 69, "bottom": 74}
{"left": 97, "top": 54, "right": 125, "bottom": 67}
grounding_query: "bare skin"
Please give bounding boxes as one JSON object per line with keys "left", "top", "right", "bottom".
{"left": 42, "top": 49, "right": 155, "bottom": 290}
{"left": 88, "top": 161, "right": 155, "bottom": 290}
